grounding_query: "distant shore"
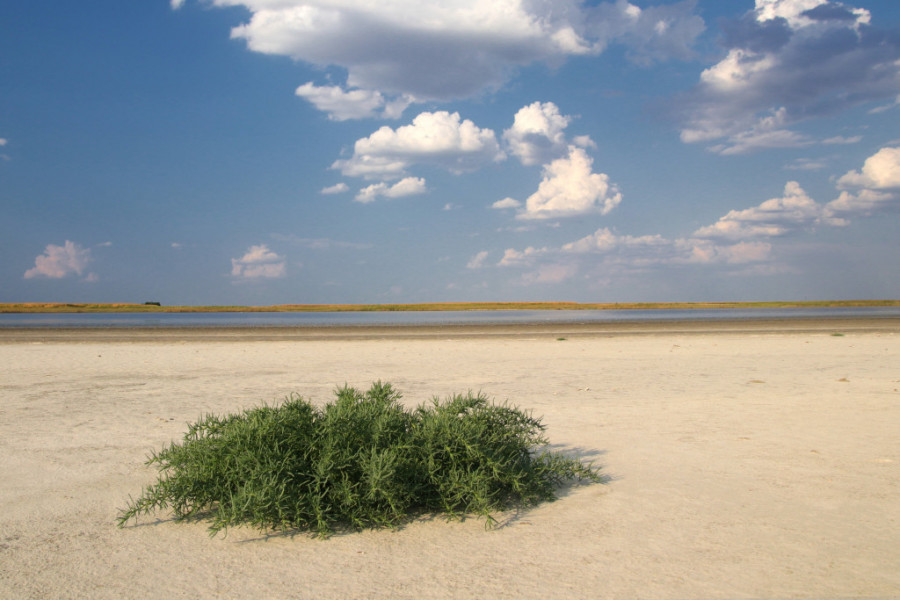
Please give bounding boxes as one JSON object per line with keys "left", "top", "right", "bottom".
{"left": 2, "top": 299, "right": 899, "bottom": 314}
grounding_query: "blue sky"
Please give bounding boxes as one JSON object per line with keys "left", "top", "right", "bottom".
{"left": 2, "top": 0, "right": 899, "bottom": 305}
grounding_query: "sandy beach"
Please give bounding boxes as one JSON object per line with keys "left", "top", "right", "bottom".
{"left": 2, "top": 320, "right": 899, "bottom": 599}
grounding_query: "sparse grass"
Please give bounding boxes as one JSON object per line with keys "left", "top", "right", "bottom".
{"left": 118, "top": 382, "right": 602, "bottom": 537}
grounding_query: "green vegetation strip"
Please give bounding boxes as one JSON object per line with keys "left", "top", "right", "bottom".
{"left": 5, "top": 299, "right": 899, "bottom": 313}
{"left": 118, "top": 383, "right": 603, "bottom": 537}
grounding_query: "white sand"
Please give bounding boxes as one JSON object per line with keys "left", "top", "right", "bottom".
{"left": 1, "top": 328, "right": 899, "bottom": 599}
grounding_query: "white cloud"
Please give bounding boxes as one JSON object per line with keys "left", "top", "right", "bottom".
{"left": 295, "top": 82, "right": 412, "bottom": 120}
{"left": 836, "top": 146, "right": 900, "bottom": 190}
{"left": 828, "top": 146, "right": 900, "bottom": 215}
{"left": 492, "top": 197, "right": 522, "bottom": 210}
{"left": 320, "top": 182, "right": 349, "bottom": 195}
{"left": 517, "top": 146, "right": 622, "bottom": 220}
{"left": 182, "top": 1, "right": 704, "bottom": 103}
{"left": 355, "top": 176, "right": 426, "bottom": 203}
{"left": 231, "top": 244, "right": 286, "bottom": 279}
{"left": 675, "top": 0, "right": 900, "bottom": 151}
{"left": 826, "top": 189, "right": 894, "bottom": 215}
{"left": 503, "top": 101, "right": 570, "bottom": 166}
{"left": 562, "top": 228, "right": 669, "bottom": 255}
{"left": 498, "top": 246, "right": 545, "bottom": 267}
{"left": 224, "top": 0, "right": 595, "bottom": 101}
{"left": 24, "top": 241, "right": 94, "bottom": 280}
{"left": 493, "top": 225, "right": 773, "bottom": 286}
{"left": 171, "top": 0, "right": 185, "bottom": 9}
{"left": 712, "top": 109, "right": 814, "bottom": 154}
{"left": 0, "top": 138, "right": 7, "bottom": 146}
{"left": 466, "top": 251, "right": 489, "bottom": 269}
{"left": 693, "top": 181, "right": 837, "bottom": 240}
{"left": 488, "top": 143, "right": 900, "bottom": 284}
{"left": 333, "top": 111, "right": 504, "bottom": 179}
{"left": 573, "top": 135, "right": 597, "bottom": 149}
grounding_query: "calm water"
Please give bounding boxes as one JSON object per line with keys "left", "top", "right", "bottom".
{"left": 1, "top": 307, "right": 899, "bottom": 328}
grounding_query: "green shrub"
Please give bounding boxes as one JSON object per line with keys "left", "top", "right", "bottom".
{"left": 118, "top": 382, "right": 602, "bottom": 536}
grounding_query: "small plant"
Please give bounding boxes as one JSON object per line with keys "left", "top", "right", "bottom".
{"left": 118, "top": 382, "right": 602, "bottom": 536}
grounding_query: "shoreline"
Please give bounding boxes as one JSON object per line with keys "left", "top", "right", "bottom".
{"left": 1, "top": 315, "right": 898, "bottom": 342}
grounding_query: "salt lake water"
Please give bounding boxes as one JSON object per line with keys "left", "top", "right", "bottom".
{"left": 1, "top": 306, "right": 899, "bottom": 328}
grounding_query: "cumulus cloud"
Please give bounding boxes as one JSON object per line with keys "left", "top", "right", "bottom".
{"left": 675, "top": 0, "right": 900, "bottom": 153}
{"left": 489, "top": 144, "right": 900, "bottom": 284}
{"left": 24, "top": 241, "right": 95, "bottom": 280}
{"left": 295, "top": 83, "right": 412, "bottom": 120}
{"left": 828, "top": 145, "right": 900, "bottom": 214}
{"left": 178, "top": 0, "right": 703, "bottom": 108}
{"left": 231, "top": 244, "right": 286, "bottom": 279}
{"left": 320, "top": 182, "right": 349, "bottom": 194}
{"left": 836, "top": 146, "right": 900, "bottom": 190}
{"left": 503, "top": 101, "right": 571, "bottom": 166}
{"left": 517, "top": 146, "right": 622, "bottom": 220}
{"left": 827, "top": 188, "right": 894, "bottom": 215}
{"left": 693, "top": 181, "right": 841, "bottom": 240}
{"left": 355, "top": 177, "right": 427, "bottom": 203}
{"left": 562, "top": 228, "right": 669, "bottom": 256}
{"left": 333, "top": 111, "right": 504, "bottom": 179}
{"left": 492, "top": 197, "right": 522, "bottom": 210}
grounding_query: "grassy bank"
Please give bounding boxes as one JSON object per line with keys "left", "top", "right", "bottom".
{"left": 2, "top": 300, "right": 899, "bottom": 314}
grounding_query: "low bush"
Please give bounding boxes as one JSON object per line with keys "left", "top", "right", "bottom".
{"left": 118, "top": 382, "right": 602, "bottom": 536}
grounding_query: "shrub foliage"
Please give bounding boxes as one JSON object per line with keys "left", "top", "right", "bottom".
{"left": 118, "top": 382, "right": 601, "bottom": 536}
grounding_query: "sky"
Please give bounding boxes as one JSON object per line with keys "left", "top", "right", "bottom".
{"left": 2, "top": 0, "right": 900, "bottom": 305}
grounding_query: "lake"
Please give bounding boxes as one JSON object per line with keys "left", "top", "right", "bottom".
{"left": 2, "top": 306, "right": 899, "bottom": 328}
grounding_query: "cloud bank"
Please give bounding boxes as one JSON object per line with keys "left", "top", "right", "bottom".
{"left": 491, "top": 144, "right": 899, "bottom": 285}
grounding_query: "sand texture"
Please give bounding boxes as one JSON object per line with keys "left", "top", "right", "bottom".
{"left": 1, "top": 324, "right": 899, "bottom": 599}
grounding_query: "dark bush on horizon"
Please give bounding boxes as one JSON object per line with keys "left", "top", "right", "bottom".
{"left": 118, "top": 382, "right": 602, "bottom": 536}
